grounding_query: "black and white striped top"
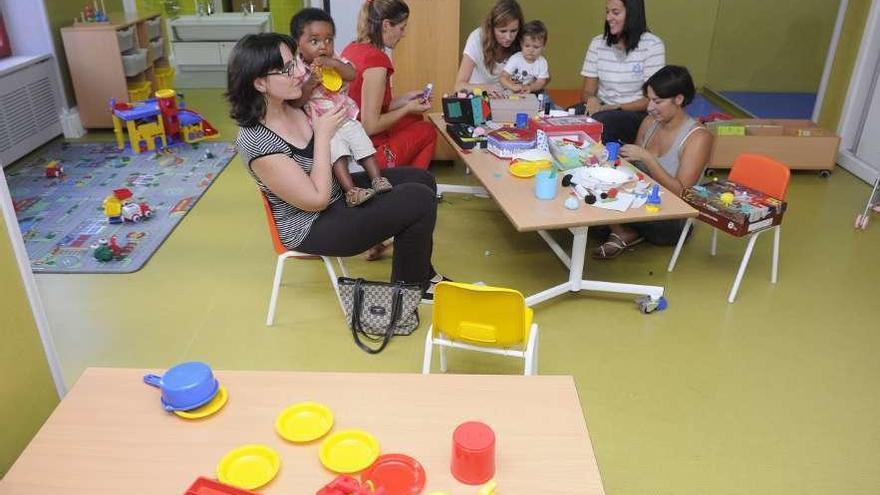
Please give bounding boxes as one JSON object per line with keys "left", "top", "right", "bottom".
{"left": 236, "top": 124, "right": 342, "bottom": 249}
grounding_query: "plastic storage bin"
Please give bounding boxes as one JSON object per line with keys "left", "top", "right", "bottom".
{"left": 116, "top": 26, "right": 135, "bottom": 52}
{"left": 146, "top": 17, "right": 162, "bottom": 40}
{"left": 154, "top": 65, "right": 175, "bottom": 90}
{"left": 149, "top": 38, "right": 163, "bottom": 62}
{"left": 121, "top": 48, "right": 148, "bottom": 77}
{"left": 127, "top": 80, "right": 152, "bottom": 102}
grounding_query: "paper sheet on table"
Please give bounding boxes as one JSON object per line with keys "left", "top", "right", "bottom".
{"left": 592, "top": 192, "right": 636, "bottom": 212}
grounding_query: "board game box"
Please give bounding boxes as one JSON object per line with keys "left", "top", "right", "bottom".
{"left": 682, "top": 180, "right": 787, "bottom": 237}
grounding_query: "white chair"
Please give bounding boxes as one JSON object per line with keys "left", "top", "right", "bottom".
{"left": 423, "top": 282, "right": 539, "bottom": 375}
{"left": 260, "top": 192, "right": 347, "bottom": 325}
{"left": 668, "top": 153, "right": 791, "bottom": 303}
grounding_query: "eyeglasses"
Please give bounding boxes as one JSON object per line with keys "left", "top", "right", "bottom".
{"left": 265, "top": 61, "right": 296, "bottom": 78}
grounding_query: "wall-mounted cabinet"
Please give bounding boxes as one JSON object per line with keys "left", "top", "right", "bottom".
{"left": 61, "top": 12, "right": 167, "bottom": 128}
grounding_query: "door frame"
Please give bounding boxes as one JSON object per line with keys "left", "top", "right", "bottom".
{"left": 837, "top": 0, "right": 880, "bottom": 184}
{"left": 0, "top": 170, "right": 67, "bottom": 398}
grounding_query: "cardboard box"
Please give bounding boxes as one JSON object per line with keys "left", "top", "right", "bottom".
{"left": 682, "top": 180, "right": 787, "bottom": 237}
{"left": 533, "top": 115, "right": 604, "bottom": 144}
{"left": 707, "top": 119, "right": 840, "bottom": 171}
{"left": 489, "top": 94, "right": 538, "bottom": 124}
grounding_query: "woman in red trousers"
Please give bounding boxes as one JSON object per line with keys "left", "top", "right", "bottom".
{"left": 341, "top": 0, "right": 436, "bottom": 170}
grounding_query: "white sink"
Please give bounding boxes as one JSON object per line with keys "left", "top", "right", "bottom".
{"left": 170, "top": 13, "right": 271, "bottom": 41}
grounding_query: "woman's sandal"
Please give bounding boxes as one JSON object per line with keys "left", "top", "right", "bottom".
{"left": 371, "top": 177, "right": 393, "bottom": 194}
{"left": 591, "top": 233, "right": 644, "bottom": 260}
{"left": 345, "top": 187, "right": 375, "bottom": 207}
{"left": 364, "top": 241, "right": 391, "bottom": 261}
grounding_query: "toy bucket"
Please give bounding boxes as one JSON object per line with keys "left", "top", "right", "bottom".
{"left": 605, "top": 141, "right": 621, "bottom": 162}
{"left": 143, "top": 361, "right": 219, "bottom": 412}
{"left": 451, "top": 421, "right": 495, "bottom": 485}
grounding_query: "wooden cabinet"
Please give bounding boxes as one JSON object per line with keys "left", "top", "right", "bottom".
{"left": 391, "top": 0, "right": 460, "bottom": 160}
{"left": 61, "top": 12, "right": 168, "bottom": 128}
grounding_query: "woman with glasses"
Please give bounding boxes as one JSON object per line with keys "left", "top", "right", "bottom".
{"left": 340, "top": 0, "right": 437, "bottom": 170}
{"left": 227, "top": 33, "right": 447, "bottom": 300}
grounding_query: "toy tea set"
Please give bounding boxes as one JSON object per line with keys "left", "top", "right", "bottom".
{"left": 144, "top": 362, "right": 498, "bottom": 495}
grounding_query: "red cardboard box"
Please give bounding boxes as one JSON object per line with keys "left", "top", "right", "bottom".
{"left": 533, "top": 115, "right": 603, "bottom": 144}
{"left": 682, "top": 179, "right": 786, "bottom": 237}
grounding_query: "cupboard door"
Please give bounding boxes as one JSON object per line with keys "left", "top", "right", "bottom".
{"left": 172, "top": 42, "right": 222, "bottom": 65}
{"left": 391, "top": 0, "right": 460, "bottom": 113}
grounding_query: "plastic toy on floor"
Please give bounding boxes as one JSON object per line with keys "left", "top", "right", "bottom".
{"left": 92, "top": 235, "right": 131, "bottom": 262}
{"left": 855, "top": 175, "right": 880, "bottom": 230}
{"left": 102, "top": 188, "right": 152, "bottom": 224}
{"left": 110, "top": 89, "right": 219, "bottom": 155}
{"left": 45, "top": 160, "right": 63, "bottom": 178}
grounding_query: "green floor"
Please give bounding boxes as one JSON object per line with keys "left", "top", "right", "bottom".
{"left": 30, "top": 89, "right": 880, "bottom": 495}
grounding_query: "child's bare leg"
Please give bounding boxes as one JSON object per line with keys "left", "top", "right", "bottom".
{"left": 333, "top": 157, "right": 355, "bottom": 191}
{"left": 334, "top": 157, "right": 374, "bottom": 207}
{"left": 361, "top": 154, "right": 392, "bottom": 193}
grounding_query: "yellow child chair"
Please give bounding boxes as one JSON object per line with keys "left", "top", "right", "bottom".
{"left": 260, "top": 191, "right": 348, "bottom": 325}
{"left": 422, "top": 282, "right": 539, "bottom": 375}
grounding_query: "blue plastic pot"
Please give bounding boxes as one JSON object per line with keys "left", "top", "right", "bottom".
{"left": 143, "top": 361, "right": 219, "bottom": 412}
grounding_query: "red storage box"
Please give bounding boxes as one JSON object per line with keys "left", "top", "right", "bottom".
{"left": 533, "top": 115, "right": 603, "bottom": 144}
{"left": 0, "top": 14, "right": 12, "bottom": 59}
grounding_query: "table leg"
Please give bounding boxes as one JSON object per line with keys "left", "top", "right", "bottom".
{"left": 436, "top": 183, "right": 487, "bottom": 198}
{"left": 526, "top": 227, "right": 665, "bottom": 307}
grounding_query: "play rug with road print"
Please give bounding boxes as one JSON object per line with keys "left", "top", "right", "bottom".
{"left": 6, "top": 140, "right": 236, "bottom": 273}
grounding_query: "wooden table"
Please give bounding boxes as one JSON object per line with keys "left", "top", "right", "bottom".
{"left": 0, "top": 368, "right": 605, "bottom": 495}
{"left": 429, "top": 114, "right": 698, "bottom": 307}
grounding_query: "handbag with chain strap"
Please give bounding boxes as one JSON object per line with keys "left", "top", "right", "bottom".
{"left": 337, "top": 277, "right": 422, "bottom": 354}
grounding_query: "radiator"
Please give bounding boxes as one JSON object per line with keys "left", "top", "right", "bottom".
{"left": 0, "top": 56, "right": 62, "bottom": 167}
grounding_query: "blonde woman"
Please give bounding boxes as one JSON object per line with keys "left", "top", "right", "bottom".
{"left": 341, "top": 0, "right": 436, "bottom": 170}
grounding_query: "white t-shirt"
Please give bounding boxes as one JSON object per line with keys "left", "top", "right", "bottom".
{"left": 503, "top": 52, "right": 550, "bottom": 86}
{"left": 580, "top": 32, "right": 665, "bottom": 105}
{"left": 463, "top": 27, "right": 507, "bottom": 86}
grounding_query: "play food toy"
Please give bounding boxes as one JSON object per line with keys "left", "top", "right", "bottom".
{"left": 143, "top": 361, "right": 219, "bottom": 412}
{"left": 174, "top": 385, "right": 228, "bottom": 419}
{"left": 361, "top": 454, "right": 426, "bottom": 495}
{"left": 217, "top": 444, "right": 280, "bottom": 490}
{"left": 275, "top": 401, "right": 334, "bottom": 442}
{"left": 320, "top": 429, "right": 380, "bottom": 473}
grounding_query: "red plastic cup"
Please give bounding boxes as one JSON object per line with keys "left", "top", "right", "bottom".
{"left": 451, "top": 421, "right": 496, "bottom": 485}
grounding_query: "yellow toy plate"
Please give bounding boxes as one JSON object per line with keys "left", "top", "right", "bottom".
{"left": 275, "top": 401, "right": 334, "bottom": 442}
{"left": 217, "top": 444, "right": 280, "bottom": 490}
{"left": 319, "top": 429, "right": 380, "bottom": 473}
{"left": 320, "top": 67, "right": 343, "bottom": 92}
{"left": 509, "top": 159, "right": 552, "bottom": 178}
{"left": 174, "top": 385, "right": 228, "bottom": 419}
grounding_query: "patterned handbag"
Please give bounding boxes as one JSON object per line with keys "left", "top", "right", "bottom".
{"left": 337, "top": 277, "right": 422, "bottom": 354}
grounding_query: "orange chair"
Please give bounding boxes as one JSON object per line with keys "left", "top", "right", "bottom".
{"left": 260, "top": 191, "right": 348, "bottom": 325}
{"left": 667, "top": 154, "right": 791, "bottom": 303}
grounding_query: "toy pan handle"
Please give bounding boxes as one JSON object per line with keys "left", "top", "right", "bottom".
{"left": 143, "top": 374, "right": 162, "bottom": 388}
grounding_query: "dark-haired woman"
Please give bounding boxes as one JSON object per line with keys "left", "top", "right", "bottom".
{"left": 580, "top": 0, "right": 665, "bottom": 144}
{"left": 227, "top": 32, "right": 446, "bottom": 299}
{"left": 592, "top": 65, "right": 712, "bottom": 260}
{"left": 341, "top": 0, "right": 436, "bottom": 170}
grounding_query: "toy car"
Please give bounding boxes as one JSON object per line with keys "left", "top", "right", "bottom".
{"left": 121, "top": 202, "right": 152, "bottom": 223}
